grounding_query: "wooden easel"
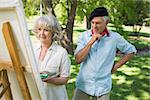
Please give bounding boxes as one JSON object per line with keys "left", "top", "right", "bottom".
{"left": 0, "top": 22, "right": 32, "bottom": 99}
{"left": 0, "top": 69, "right": 12, "bottom": 100}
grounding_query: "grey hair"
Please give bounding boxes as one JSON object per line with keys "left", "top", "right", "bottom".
{"left": 103, "top": 16, "right": 109, "bottom": 22}
{"left": 33, "top": 15, "right": 62, "bottom": 39}
{"left": 33, "top": 15, "right": 69, "bottom": 48}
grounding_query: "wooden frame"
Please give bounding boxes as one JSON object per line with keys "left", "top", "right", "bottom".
{"left": 0, "top": 0, "right": 46, "bottom": 99}
{"left": 2, "top": 22, "right": 31, "bottom": 99}
{"left": 0, "top": 69, "right": 12, "bottom": 99}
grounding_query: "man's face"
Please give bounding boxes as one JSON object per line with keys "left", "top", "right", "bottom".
{"left": 91, "top": 16, "right": 107, "bottom": 33}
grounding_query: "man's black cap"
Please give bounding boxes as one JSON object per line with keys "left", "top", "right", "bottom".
{"left": 89, "top": 7, "right": 109, "bottom": 21}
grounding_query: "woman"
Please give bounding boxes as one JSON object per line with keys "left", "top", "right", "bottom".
{"left": 33, "top": 15, "right": 71, "bottom": 100}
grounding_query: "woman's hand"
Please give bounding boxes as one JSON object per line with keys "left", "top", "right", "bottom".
{"left": 40, "top": 71, "right": 49, "bottom": 74}
{"left": 41, "top": 72, "right": 59, "bottom": 82}
{"left": 40, "top": 71, "right": 68, "bottom": 85}
{"left": 40, "top": 71, "right": 50, "bottom": 80}
{"left": 42, "top": 76, "right": 69, "bottom": 85}
{"left": 42, "top": 76, "right": 54, "bottom": 82}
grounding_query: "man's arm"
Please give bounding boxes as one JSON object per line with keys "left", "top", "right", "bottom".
{"left": 75, "top": 33, "right": 101, "bottom": 64}
{"left": 111, "top": 52, "right": 135, "bottom": 73}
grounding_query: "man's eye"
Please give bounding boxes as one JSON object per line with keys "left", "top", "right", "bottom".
{"left": 91, "top": 22, "right": 101, "bottom": 25}
{"left": 91, "top": 22, "right": 94, "bottom": 24}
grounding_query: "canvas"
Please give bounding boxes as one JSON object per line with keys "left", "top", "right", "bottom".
{"left": 0, "top": 0, "right": 46, "bottom": 99}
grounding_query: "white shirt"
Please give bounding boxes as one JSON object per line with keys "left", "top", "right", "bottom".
{"left": 34, "top": 42, "right": 71, "bottom": 100}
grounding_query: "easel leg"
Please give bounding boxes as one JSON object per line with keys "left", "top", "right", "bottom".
{"left": 0, "top": 69, "right": 13, "bottom": 100}
{"left": 2, "top": 22, "right": 31, "bottom": 100}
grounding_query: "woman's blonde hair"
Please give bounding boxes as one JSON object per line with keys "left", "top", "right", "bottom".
{"left": 33, "top": 14, "right": 69, "bottom": 48}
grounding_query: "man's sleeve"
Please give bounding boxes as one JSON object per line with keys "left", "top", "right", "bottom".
{"left": 116, "top": 35, "right": 137, "bottom": 54}
{"left": 74, "top": 33, "right": 86, "bottom": 56}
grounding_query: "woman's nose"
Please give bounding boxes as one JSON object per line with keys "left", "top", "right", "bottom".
{"left": 40, "top": 29, "right": 44, "bottom": 34}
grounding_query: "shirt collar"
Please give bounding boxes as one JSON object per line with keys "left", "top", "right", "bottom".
{"left": 35, "top": 42, "right": 57, "bottom": 51}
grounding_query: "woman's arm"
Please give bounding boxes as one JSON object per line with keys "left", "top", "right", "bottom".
{"left": 42, "top": 76, "right": 69, "bottom": 85}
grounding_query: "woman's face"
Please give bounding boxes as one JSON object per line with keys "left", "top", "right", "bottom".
{"left": 36, "top": 26, "right": 53, "bottom": 44}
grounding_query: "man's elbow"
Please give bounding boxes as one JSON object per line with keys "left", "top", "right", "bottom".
{"left": 130, "top": 52, "right": 135, "bottom": 57}
{"left": 75, "top": 59, "right": 82, "bottom": 64}
{"left": 75, "top": 55, "right": 82, "bottom": 64}
{"left": 126, "top": 52, "right": 135, "bottom": 59}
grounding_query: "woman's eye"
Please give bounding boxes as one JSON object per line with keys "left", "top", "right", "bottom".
{"left": 44, "top": 29, "right": 49, "bottom": 32}
{"left": 38, "top": 28, "right": 41, "bottom": 31}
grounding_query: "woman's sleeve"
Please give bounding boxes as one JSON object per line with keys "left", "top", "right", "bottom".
{"left": 59, "top": 49, "right": 71, "bottom": 77}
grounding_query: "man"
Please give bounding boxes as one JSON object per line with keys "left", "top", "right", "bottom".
{"left": 73, "top": 7, "right": 136, "bottom": 100}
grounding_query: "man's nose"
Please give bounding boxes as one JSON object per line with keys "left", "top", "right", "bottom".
{"left": 93, "top": 23, "right": 97, "bottom": 29}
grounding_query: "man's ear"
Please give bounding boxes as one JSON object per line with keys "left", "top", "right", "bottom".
{"left": 106, "top": 18, "right": 110, "bottom": 25}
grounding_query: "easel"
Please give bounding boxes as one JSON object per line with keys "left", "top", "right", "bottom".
{"left": 0, "top": 68, "right": 12, "bottom": 99}
{"left": 0, "top": 22, "right": 31, "bottom": 99}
